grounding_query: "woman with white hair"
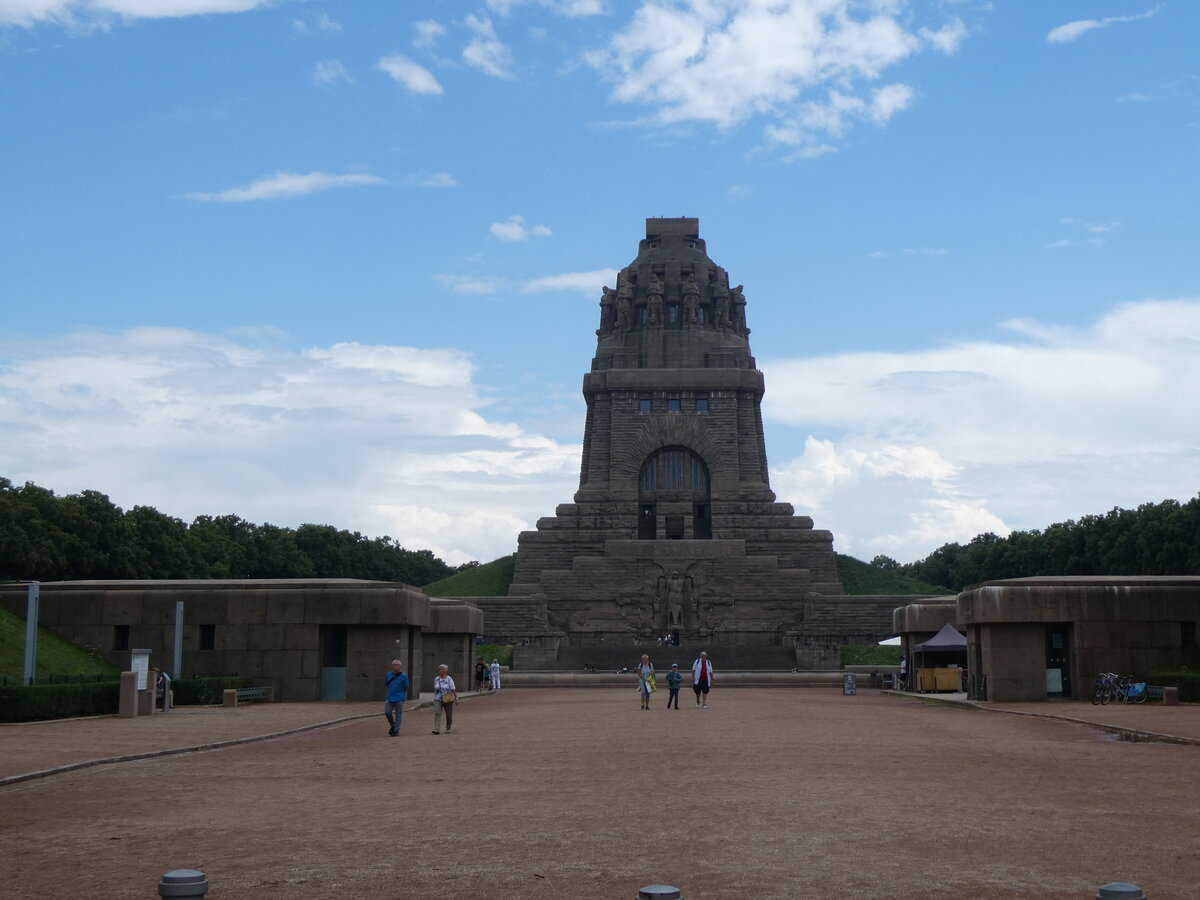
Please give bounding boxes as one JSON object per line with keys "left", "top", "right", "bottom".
{"left": 432, "top": 664, "right": 457, "bottom": 734}
{"left": 489, "top": 658, "right": 501, "bottom": 691}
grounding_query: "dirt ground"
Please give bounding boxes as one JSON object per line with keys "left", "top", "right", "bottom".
{"left": 1, "top": 689, "right": 1198, "bottom": 899}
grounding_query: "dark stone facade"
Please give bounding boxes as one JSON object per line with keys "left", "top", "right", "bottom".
{"left": 488, "top": 218, "right": 890, "bottom": 669}
{"left": 0, "top": 579, "right": 482, "bottom": 701}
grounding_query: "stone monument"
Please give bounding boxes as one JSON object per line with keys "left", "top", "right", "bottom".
{"left": 489, "top": 218, "right": 867, "bottom": 670}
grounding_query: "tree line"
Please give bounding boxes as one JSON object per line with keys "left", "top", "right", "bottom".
{"left": 0, "top": 477, "right": 455, "bottom": 585}
{"left": 882, "top": 496, "right": 1200, "bottom": 592}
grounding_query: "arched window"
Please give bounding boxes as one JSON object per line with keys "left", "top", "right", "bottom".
{"left": 637, "top": 447, "right": 712, "bottom": 540}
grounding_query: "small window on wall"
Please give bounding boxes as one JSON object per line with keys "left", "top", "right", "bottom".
{"left": 639, "top": 399, "right": 652, "bottom": 413}
{"left": 665, "top": 515, "right": 685, "bottom": 539}
{"left": 199, "top": 624, "right": 216, "bottom": 651}
{"left": 1183, "top": 621, "right": 1197, "bottom": 650}
{"left": 695, "top": 398, "right": 709, "bottom": 412}
{"left": 667, "top": 398, "right": 680, "bottom": 412}
{"left": 113, "top": 624, "right": 130, "bottom": 652}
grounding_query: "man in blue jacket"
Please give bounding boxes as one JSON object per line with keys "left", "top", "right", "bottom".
{"left": 384, "top": 659, "right": 410, "bottom": 737}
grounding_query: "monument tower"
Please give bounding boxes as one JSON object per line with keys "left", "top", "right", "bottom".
{"left": 497, "top": 218, "right": 849, "bottom": 669}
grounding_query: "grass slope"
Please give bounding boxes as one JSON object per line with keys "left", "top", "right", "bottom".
{"left": 423, "top": 555, "right": 516, "bottom": 597}
{"left": 836, "top": 554, "right": 950, "bottom": 596}
{"left": 423, "top": 553, "right": 948, "bottom": 598}
{"left": 0, "top": 606, "right": 119, "bottom": 682}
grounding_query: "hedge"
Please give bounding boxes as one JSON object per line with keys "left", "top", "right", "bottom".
{"left": 0, "top": 681, "right": 119, "bottom": 722}
{"left": 170, "top": 676, "right": 253, "bottom": 706}
{"left": 1150, "top": 671, "right": 1200, "bottom": 703}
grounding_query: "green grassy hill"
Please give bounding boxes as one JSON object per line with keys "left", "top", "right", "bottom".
{"left": 422, "top": 552, "right": 948, "bottom": 598}
{"left": 835, "top": 554, "right": 950, "bottom": 596}
{"left": 423, "top": 555, "right": 516, "bottom": 597}
{"left": 0, "top": 606, "right": 119, "bottom": 682}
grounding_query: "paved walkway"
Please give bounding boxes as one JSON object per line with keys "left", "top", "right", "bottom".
{"left": 1, "top": 689, "right": 1197, "bottom": 898}
{"left": 4, "top": 690, "right": 1197, "bottom": 785}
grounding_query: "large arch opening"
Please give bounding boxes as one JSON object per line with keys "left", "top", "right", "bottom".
{"left": 638, "top": 446, "right": 711, "bottom": 540}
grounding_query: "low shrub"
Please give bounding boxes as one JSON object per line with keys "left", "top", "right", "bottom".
{"left": 473, "top": 644, "right": 513, "bottom": 668}
{"left": 170, "top": 676, "right": 252, "bottom": 706}
{"left": 841, "top": 644, "right": 901, "bottom": 667}
{"left": 0, "top": 681, "right": 120, "bottom": 722}
{"left": 1149, "top": 671, "right": 1200, "bottom": 703}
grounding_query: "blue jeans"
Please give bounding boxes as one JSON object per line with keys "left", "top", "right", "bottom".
{"left": 384, "top": 700, "right": 404, "bottom": 734}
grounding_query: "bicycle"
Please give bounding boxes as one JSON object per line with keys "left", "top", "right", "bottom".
{"left": 1091, "top": 672, "right": 1117, "bottom": 705}
{"left": 1113, "top": 674, "right": 1149, "bottom": 704}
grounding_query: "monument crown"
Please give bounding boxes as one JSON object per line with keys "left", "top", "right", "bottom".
{"left": 596, "top": 217, "right": 750, "bottom": 372}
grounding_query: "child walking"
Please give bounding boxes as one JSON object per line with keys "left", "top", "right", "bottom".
{"left": 665, "top": 662, "right": 682, "bottom": 709}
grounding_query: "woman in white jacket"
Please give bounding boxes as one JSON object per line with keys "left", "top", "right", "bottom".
{"left": 489, "top": 659, "right": 501, "bottom": 691}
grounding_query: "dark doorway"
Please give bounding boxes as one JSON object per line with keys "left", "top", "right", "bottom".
{"left": 639, "top": 504, "right": 656, "bottom": 539}
{"left": 1045, "top": 624, "right": 1072, "bottom": 698}
{"left": 320, "top": 625, "right": 348, "bottom": 700}
{"left": 693, "top": 503, "right": 711, "bottom": 539}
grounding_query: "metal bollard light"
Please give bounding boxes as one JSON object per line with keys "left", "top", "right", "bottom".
{"left": 158, "top": 869, "right": 209, "bottom": 899}
{"left": 1096, "top": 883, "right": 1146, "bottom": 900}
{"left": 638, "top": 885, "right": 682, "bottom": 900}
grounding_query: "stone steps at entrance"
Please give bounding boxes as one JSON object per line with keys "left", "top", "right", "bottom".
{"left": 528, "top": 643, "right": 799, "bottom": 673}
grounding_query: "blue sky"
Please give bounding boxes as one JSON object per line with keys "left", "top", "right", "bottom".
{"left": 2, "top": 1, "right": 1198, "bottom": 567}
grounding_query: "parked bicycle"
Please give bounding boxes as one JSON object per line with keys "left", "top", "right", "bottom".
{"left": 1091, "top": 672, "right": 1117, "bottom": 705}
{"left": 1091, "top": 672, "right": 1148, "bottom": 704}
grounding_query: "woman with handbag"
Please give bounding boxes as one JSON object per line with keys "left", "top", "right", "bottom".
{"left": 433, "top": 664, "right": 457, "bottom": 734}
{"left": 636, "top": 653, "right": 655, "bottom": 711}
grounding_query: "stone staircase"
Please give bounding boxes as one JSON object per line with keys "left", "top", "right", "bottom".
{"left": 529, "top": 642, "right": 797, "bottom": 673}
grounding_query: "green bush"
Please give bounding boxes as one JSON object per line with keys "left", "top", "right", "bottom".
{"left": 473, "top": 644, "right": 513, "bottom": 668}
{"left": 1150, "top": 671, "right": 1200, "bottom": 702}
{"left": 0, "top": 681, "right": 120, "bottom": 722}
{"left": 170, "top": 676, "right": 252, "bottom": 706}
{"left": 841, "top": 645, "right": 902, "bottom": 667}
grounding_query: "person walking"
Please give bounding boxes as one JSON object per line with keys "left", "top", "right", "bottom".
{"left": 691, "top": 650, "right": 714, "bottom": 708}
{"left": 475, "top": 657, "right": 487, "bottom": 692}
{"left": 383, "top": 659, "right": 409, "bottom": 737}
{"left": 432, "top": 664, "right": 457, "bottom": 734}
{"left": 489, "top": 658, "right": 502, "bottom": 691}
{"left": 665, "top": 662, "right": 682, "bottom": 709}
{"left": 636, "top": 653, "right": 655, "bottom": 710}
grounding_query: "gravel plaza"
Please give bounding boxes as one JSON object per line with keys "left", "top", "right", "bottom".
{"left": 1, "top": 687, "right": 1198, "bottom": 899}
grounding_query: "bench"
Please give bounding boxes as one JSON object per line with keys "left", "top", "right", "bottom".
{"left": 222, "top": 686, "right": 274, "bottom": 707}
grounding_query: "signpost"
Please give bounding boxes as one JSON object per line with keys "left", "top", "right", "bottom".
{"left": 23, "top": 582, "right": 39, "bottom": 686}
{"left": 842, "top": 673, "right": 857, "bottom": 696}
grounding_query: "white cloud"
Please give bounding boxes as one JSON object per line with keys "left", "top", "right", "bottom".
{"left": 920, "top": 18, "right": 967, "bottom": 54}
{"left": 312, "top": 59, "right": 352, "bottom": 87}
{"left": 490, "top": 214, "right": 552, "bottom": 242}
{"left": 485, "top": 0, "right": 602, "bottom": 16}
{"left": 463, "top": 13, "right": 514, "bottom": 79}
{"left": 291, "top": 12, "right": 340, "bottom": 35}
{"left": 762, "top": 298, "right": 1200, "bottom": 562}
{"left": 523, "top": 269, "right": 618, "bottom": 293}
{"left": 412, "top": 172, "right": 457, "bottom": 188}
{"left": 376, "top": 54, "right": 444, "bottom": 95}
{"left": 0, "top": 328, "right": 580, "bottom": 566}
{"left": 0, "top": 0, "right": 268, "bottom": 26}
{"left": 587, "top": 0, "right": 960, "bottom": 153}
{"left": 1047, "top": 7, "right": 1161, "bottom": 44}
{"left": 182, "top": 171, "right": 385, "bottom": 203}
{"left": 434, "top": 274, "right": 499, "bottom": 295}
{"left": 413, "top": 19, "right": 446, "bottom": 49}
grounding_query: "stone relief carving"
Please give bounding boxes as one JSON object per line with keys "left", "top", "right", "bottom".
{"left": 730, "top": 284, "right": 747, "bottom": 334}
{"left": 645, "top": 273, "right": 664, "bottom": 327}
{"left": 682, "top": 273, "right": 701, "bottom": 324}
{"left": 598, "top": 285, "right": 616, "bottom": 336}
{"left": 710, "top": 279, "right": 729, "bottom": 329}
